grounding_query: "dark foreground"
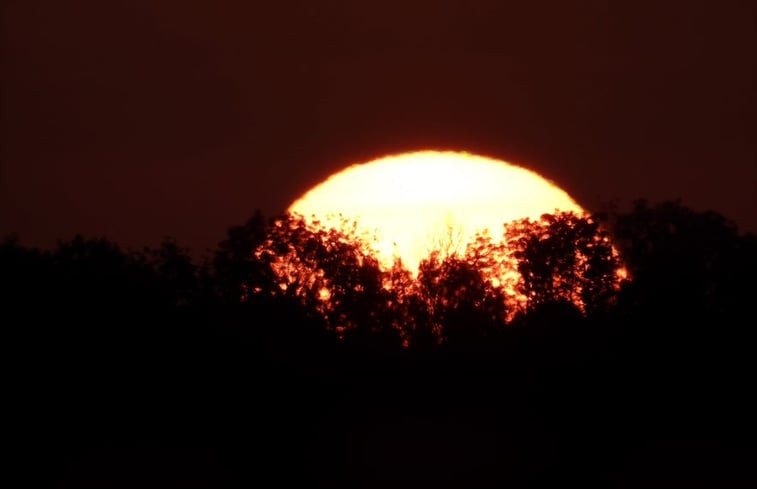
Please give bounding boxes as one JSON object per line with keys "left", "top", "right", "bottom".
{"left": 6, "top": 202, "right": 757, "bottom": 487}
{"left": 11, "top": 305, "right": 757, "bottom": 488}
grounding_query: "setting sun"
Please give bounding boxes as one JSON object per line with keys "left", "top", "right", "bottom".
{"left": 290, "top": 151, "right": 585, "bottom": 271}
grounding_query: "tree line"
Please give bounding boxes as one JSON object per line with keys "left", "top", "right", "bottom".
{"left": 3, "top": 200, "right": 755, "bottom": 349}
{"left": 5, "top": 199, "right": 757, "bottom": 487}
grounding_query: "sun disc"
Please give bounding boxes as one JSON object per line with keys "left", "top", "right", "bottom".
{"left": 289, "top": 151, "right": 584, "bottom": 271}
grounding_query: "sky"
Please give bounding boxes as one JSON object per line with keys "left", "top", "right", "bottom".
{"left": 2, "top": 0, "right": 755, "bottom": 253}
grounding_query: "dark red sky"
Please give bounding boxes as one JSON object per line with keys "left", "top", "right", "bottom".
{"left": 2, "top": 0, "right": 755, "bottom": 252}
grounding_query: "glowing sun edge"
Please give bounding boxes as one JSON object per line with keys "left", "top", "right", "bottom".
{"left": 288, "top": 150, "right": 586, "bottom": 272}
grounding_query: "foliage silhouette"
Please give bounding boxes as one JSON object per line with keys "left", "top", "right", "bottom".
{"left": 506, "top": 212, "right": 625, "bottom": 315}
{"left": 212, "top": 210, "right": 269, "bottom": 304}
{"left": 5, "top": 201, "right": 757, "bottom": 488}
{"left": 614, "top": 199, "right": 755, "bottom": 319}
{"left": 415, "top": 251, "right": 508, "bottom": 348}
{"left": 252, "top": 213, "right": 404, "bottom": 350}
{"left": 242, "top": 210, "right": 625, "bottom": 348}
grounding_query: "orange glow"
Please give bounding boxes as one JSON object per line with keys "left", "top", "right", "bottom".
{"left": 290, "top": 151, "right": 585, "bottom": 271}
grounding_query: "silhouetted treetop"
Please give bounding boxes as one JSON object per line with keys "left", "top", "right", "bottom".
{"left": 6, "top": 199, "right": 752, "bottom": 353}
{"left": 239, "top": 210, "right": 626, "bottom": 348}
{"left": 613, "top": 200, "right": 756, "bottom": 319}
{"left": 505, "top": 212, "right": 625, "bottom": 315}
{"left": 212, "top": 210, "right": 269, "bottom": 304}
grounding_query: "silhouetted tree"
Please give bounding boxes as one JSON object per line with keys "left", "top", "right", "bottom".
{"left": 1, "top": 235, "right": 54, "bottom": 324}
{"left": 146, "top": 237, "right": 202, "bottom": 307}
{"left": 613, "top": 200, "right": 754, "bottom": 319}
{"left": 237, "top": 211, "right": 632, "bottom": 348}
{"left": 506, "top": 212, "right": 624, "bottom": 316}
{"left": 610, "top": 199, "right": 757, "bottom": 385}
{"left": 464, "top": 229, "right": 520, "bottom": 313}
{"left": 252, "top": 214, "right": 404, "bottom": 349}
{"left": 51, "top": 235, "right": 158, "bottom": 313}
{"left": 415, "top": 251, "right": 508, "bottom": 347}
{"left": 212, "top": 210, "right": 270, "bottom": 304}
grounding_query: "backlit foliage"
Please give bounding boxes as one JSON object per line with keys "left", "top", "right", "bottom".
{"left": 505, "top": 212, "right": 626, "bottom": 315}
{"left": 253, "top": 215, "right": 395, "bottom": 339}
{"left": 251, "top": 212, "right": 627, "bottom": 347}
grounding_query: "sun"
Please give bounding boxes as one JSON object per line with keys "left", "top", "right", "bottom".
{"left": 289, "top": 151, "right": 585, "bottom": 271}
